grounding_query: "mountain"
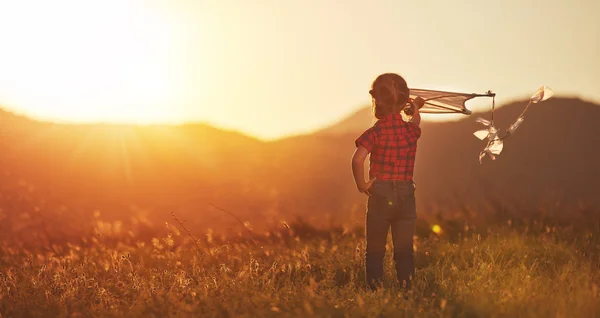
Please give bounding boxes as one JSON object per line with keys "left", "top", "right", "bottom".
{"left": 313, "top": 106, "right": 374, "bottom": 136}
{"left": 303, "top": 97, "right": 600, "bottom": 213}
{"left": 1, "top": 97, "right": 599, "bottom": 241}
{"left": 0, "top": 109, "right": 275, "bottom": 236}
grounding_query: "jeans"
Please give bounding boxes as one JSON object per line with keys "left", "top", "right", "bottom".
{"left": 365, "top": 179, "right": 417, "bottom": 290}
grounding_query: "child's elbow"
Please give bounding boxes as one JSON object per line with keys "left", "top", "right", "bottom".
{"left": 352, "top": 150, "right": 367, "bottom": 166}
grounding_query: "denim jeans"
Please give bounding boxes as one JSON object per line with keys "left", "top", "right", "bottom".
{"left": 365, "top": 179, "right": 417, "bottom": 290}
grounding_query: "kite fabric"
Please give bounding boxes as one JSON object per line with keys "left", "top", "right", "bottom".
{"left": 474, "top": 85, "right": 554, "bottom": 163}
{"left": 408, "top": 88, "right": 496, "bottom": 115}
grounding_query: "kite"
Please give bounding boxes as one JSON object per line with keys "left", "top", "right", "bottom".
{"left": 408, "top": 88, "right": 496, "bottom": 115}
{"left": 405, "top": 85, "right": 554, "bottom": 163}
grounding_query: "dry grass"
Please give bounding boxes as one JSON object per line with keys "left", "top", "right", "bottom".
{"left": 1, "top": 209, "right": 599, "bottom": 318}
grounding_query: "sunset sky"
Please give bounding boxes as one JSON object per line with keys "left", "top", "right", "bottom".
{"left": 0, "top": 0, "right": 598, "bottom": 140}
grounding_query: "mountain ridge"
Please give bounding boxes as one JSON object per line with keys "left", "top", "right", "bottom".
{"left": 312, "top": 96, "right": 595, "bottom": 137}
{"left": 1, "top": 94, "right": 595, "bottom": 143}
{"left": 1, "top": 96, "right": 599, "bottom": 236}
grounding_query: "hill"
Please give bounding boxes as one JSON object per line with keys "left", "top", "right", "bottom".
{"left": 300, "top": 97, "right": 600, "bottom": 214}
{"left": 0, "top": 109, "right": 275, "bottom": 239}
{"left": 313, "top": 106, "right": 374, "bottom": 136}
{"left": 1, "top": 97, "right": 599, "bottom": 240}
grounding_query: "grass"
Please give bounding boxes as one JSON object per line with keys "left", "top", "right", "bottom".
{"left": 1, "top": 211, "right": 599, "bottom": 318}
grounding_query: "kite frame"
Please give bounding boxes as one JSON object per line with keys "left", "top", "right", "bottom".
{"left": 408, "top": 88, "right": 496, "bottom": 115}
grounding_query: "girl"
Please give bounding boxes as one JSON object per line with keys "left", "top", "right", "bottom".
{"left": 351, "top": 73, "right": 424, "bottom": 290}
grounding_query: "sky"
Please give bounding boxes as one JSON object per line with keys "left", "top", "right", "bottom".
{"left": 0, "top": 0, "right": 598, "bottom": 140}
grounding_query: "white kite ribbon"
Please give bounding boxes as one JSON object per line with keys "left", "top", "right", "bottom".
{"left": 475, "top": 85, "right": 553, "bottom": 163}
{"left": 530, "top": 85, "right": 554, "bottom": 103}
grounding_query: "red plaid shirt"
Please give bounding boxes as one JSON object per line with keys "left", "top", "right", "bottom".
{"left": 355, "top": 114, "right": 421, "bottom": 181}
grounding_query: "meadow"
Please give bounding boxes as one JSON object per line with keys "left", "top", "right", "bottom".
{"left": 1, "top": 98, "right": 600, "bottom": 317}
{"left": 1, "top": 204, "right": 599, "bottom": 318}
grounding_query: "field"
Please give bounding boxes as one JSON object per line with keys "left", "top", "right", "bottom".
{"left": 1, "top": 205, "right": 599, "bottom": 318}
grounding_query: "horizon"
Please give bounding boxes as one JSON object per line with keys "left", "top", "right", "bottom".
{"left": 1, "top": 94, "right": 592, "bottom": 142}
{"left": 0, "top": 0, "right": 598, "bottom": 140}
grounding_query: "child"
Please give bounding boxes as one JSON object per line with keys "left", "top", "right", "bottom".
{"left": 351, "top": 73, "right": 424, "bottom": 290}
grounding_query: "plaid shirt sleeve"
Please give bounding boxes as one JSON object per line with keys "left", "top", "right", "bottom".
{"left": 405, "top": 122, "right": 422, "bottom": 144}
{"left": 355, "top": 127, "right": 376, "bottom": 153}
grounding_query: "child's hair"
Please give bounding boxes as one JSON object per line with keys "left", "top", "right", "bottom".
{"left": 369, "top": 73, "right": 410, "bottom": 119}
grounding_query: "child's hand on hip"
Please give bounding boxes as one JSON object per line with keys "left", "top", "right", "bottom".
{"left": 358, "top": 177, "right": 377, "bottom": 196}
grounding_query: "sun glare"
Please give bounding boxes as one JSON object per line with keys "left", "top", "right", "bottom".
{"left": 0, "top": 0, "right": 179, "bottom": 124}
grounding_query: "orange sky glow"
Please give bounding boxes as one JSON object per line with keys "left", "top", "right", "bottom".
{"left": 0, "top": 0, "right": 598, "bottom": 140}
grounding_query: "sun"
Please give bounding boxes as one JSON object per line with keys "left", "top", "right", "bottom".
{"left": 0, "top": 0, "right": 180, "bottom": 124}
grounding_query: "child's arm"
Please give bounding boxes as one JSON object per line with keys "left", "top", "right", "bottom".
{"left": 410, "top": 97, "right": 424, "bottom": 127}
{"left": 411, "top": 105, "right": 421, "bottom": 126}
{"left": 352, "top": 146, "right": 377, "bottom": 195}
